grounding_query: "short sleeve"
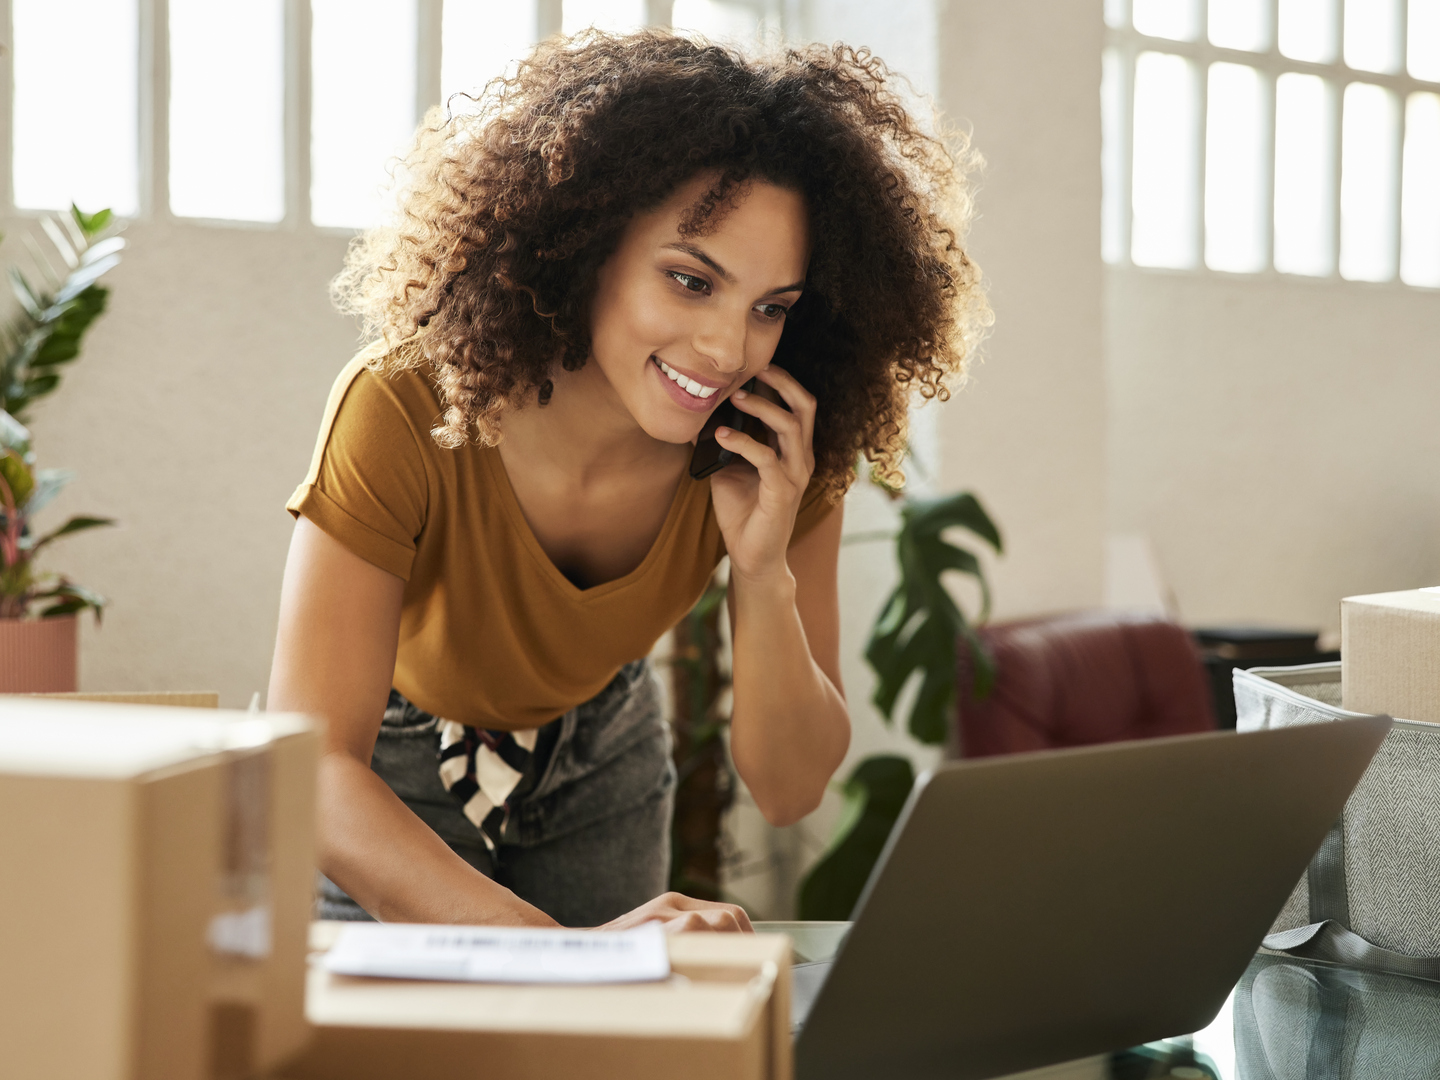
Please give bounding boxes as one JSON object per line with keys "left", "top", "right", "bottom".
{"left": 286, "top": 359, "right": 430, "bottom": 581}
{"left": 789, "top": 477, "right": 839, "bottom": 547}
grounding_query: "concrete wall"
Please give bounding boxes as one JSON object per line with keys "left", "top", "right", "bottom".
{"left": 1107, "top": 268, "right": 1440, "bottom": 636}
{"left": 13, "top": 216, "right": 357, "bottom": 706}
{"left": 935, "top": 0, "right": 1108, "bottom": 619}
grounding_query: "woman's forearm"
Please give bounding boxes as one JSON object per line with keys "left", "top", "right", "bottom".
{"left": 727, "top": 568, "right": 850, "bottom": 826}
{"left": 318, "top": 751, "right": 558, "bottom": 926}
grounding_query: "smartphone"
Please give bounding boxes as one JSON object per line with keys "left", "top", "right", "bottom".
{"left": 689, "top": 378, "right": 774, "bottom": 480}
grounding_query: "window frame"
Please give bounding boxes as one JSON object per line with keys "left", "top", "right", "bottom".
{"left": 0, "top": 0, "right": 787, "bottom": 232}
{"left": 1105, "top": 0, "right": 1440, "bottom": 287}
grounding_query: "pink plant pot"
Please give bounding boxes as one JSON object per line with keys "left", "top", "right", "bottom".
{"left": 0, "top": 616, "right": 78, "bottom": 692}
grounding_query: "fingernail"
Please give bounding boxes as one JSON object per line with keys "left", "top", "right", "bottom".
{"left": 733, "top": 390, "right": 747, "bottom": 400}
{"left": 716, "top": 427, "right": 730, "bottom": 437}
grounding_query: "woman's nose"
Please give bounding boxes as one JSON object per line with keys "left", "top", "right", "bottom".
{"left": 691, "top": 310, "right": 748, "bottom": 374}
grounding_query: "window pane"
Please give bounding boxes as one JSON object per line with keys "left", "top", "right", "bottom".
{"left": 1206, "top": 64, "right": 1269, "bottom": 272}
{"left": 1210, "top": 0, "right": 1273, "bottom": 50}
{"left": 169, "top": 0, "right": 284, "bottom": 222}
{"left": 1400, "top": 92, "right": 1440, "bottom": 284}
{"left": 672, "top": 0, "right": 765, "bottom": 45}
{"left": 441, "top": 0, "right": 538, "bottom": 107}
{"left": 1345, "top": 0, "right": 1403, "bottom": 72}
{"left": 1132, "top": 52, "right": 1201, "bottom": 268}
{"left": 1411, "top": 0, "right": 1440, "bottom": 80}
{"left": 1280, "top": 0, "right": 1340, "bottom": 61}
{"left": 1102, "top": 49, "right": 1129, "bottom": 264}
{"left": 1274, "top": 72, "right": 1336, "bottom": 275}
{"left": 12, "top": 0, "right": 138, "bottom": 215}
{"left": 1340, "top": 82, "right": 1401, "bottom": 280}
{"left": 562, "top": 0, "right": 647, "bottom": 34}
{"left": 311, "top": 0, "right": 417, "bottom": 229}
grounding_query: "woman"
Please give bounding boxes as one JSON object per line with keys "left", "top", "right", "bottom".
{"left": 269, "top": 31, "right": 987, "bottom": 931}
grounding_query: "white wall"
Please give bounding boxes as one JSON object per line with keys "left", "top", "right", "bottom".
{"left": 1107, "top": 268, "right": 1440, "bottom": 636}
{"left": 935, "top": 0, "right": 1108, "bottom": 619}
{"left": 13, "top": 216, "right": 358, "bottom": 706}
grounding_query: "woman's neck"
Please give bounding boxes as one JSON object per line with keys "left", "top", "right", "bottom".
{"left": 498, "top": 359, "right": 686, "bottom": 486}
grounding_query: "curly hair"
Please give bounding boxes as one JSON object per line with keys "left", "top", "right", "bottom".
{"left": 333, "top": 30, "right": 990, "bottom": 498}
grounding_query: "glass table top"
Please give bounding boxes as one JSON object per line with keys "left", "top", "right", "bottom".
{"left": 752, "top": 924, "right": 1440, "bottom": 1080}
{"left": 1104, "top": 951, "right": 1440, "bottom": 1080}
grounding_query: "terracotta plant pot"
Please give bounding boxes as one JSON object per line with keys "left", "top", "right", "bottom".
{"left": 0, "top": 616, "right": 78, "bottom": 692}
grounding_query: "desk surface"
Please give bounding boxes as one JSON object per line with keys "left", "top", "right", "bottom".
{"left": 751, "top": 926, "right": 1440, "bottom": 1080}
{"left": 998, "top": 951, "right": 1440, "bottom": 1080}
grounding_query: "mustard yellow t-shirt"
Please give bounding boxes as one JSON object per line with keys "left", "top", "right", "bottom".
{"left": 287, "top": 358, "right": 834, "bottom": 731}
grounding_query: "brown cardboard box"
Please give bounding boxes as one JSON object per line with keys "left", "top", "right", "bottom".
{"left": 275, "top": 924, "right": 792, "bottom": 1080}
{"left": 0, "top": 698, "right": 318, "bottom": 1080}
{"left": 1341, "top": 588, "right": 1440, "bottom": 723}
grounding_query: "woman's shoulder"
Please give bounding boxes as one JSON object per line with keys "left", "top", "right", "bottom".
{"left": 325, "top": 349, "right": 445, "bottom": 437}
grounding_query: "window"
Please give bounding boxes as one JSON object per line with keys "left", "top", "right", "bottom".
{"left": 311, "top": 0, "right": 419, "bottom": 229}
{"left": 1104, "top": 0, "right": 1440, "bottom": 286}
{"left": 8, "top": 1, "right": 933, "bottom": 233}
{"left": 441, "top": 1, "right": 538, "bottom": 108}
{"left": 12, "top": 0, "right": 139, "bottom": 216}
{"left": 672, "top": 0, "right": 770, "bottom": 44}
{"left": 563, "top": 0, "right": 646, "bottom": 35}
{"left": 168, "top": 0, "right": 286, "bottom": 222}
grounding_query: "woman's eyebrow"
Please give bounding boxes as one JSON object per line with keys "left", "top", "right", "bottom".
{"left": 663, "top": 242, "right": 734, "bottom": 282}
{"left": 662, "top": 241, "right": 805, "bottom": 295}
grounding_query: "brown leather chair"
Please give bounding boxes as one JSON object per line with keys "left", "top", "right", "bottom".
{"left": 952, "top": 611, "right": 1215, "bottom": 759}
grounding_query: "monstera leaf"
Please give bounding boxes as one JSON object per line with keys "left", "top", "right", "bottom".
{"left": 797, "top": 754, "right": 916, "bottom": 920}
{"left": 864, "top": 491, "right": 1002, "bottom": 745}
{"left": 796, "top": 490, "right": 1003, "bottom": 922}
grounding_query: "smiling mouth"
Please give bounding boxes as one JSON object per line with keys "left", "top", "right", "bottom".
{"left": 654, "top": 357, "right": 721, "bottom": 400}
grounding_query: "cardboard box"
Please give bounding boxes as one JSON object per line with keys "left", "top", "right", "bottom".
{"left": 1341, "top": 588, "right": 1440, "bottom": 723}
{"left": 0, "top": 698, "right": 318, "bottom": 1080}
{"left": 275, "top": 925, "right": 792, "bottom": 1080}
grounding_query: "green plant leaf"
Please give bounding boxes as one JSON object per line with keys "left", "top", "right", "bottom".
{"left": 22, "top": 373, "right": 59, "bottom": 398}
{"left": 9, "top": 269, "right": 44, "bottom": 321}
{"left": 29, "top": 515, "right": 115, "bottom": 553}
{"left": 0, "top": 411, "right": 32, "bottom": 453}
{"left": 797, "top": 755, "right": 915, "bottom": 920}
{"left": 0, "top": 450, "right": 35, "bottom": 509}
{"left": 908, "top": 666, "right": 956, "bottom": 744}
{"left": 71, "top": 205, "right": 112, "bottom": 237}
{"left": 53, "top": 257, "right": 120, "bottom": 305}
{"left": 33, "top": 580, "right": 107, "bottom": 623}
{"left": 904, "top": 491, "right": 1005, "bottom": 553}
{"left": 80, "top": 236, "right": 126, "bottom": 265}
{"left": 863, "top": 489, "right": 1002, "bottom": 746}
{"left": 1, "top": 215, "right": 120, "bottom": 419}
{"left": 21, "top": 468, "right": 72, "bottom": 516}
{"left": 40, "top": 216, "right": 79, "bottom": 270}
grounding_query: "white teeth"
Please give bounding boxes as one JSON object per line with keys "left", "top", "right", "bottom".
{"left": 657, "top": 360, "right": 719, "bottom": 399}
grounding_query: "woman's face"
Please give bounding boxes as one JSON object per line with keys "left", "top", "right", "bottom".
{"left": 587, "top": 174, "right": 809, "bottom": 445}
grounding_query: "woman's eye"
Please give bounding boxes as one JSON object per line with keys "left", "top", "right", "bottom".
{"left": 670, "top": 272, "right": 708, "bottom": 293}
{"left": 755, "top": 303, "right": 788, "bottom": 321}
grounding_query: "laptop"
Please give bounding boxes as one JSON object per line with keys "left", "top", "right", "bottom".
{"left": 786, "top": 715, "right": 1391, "bottom": 1080}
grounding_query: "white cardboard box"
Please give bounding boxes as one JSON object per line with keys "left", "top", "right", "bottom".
{"left": 1341, "top": 588, "right": 1440, "bottom": 724}
{"left": 0, "top": 698, "right": 318, "bottom": 1080}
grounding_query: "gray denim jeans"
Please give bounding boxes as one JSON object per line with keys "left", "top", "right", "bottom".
{"left": 318, "top": 659, "right": 676, "bottom": 927}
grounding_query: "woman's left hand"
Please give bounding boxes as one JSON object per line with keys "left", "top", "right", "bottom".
{"left": 708, "top": 364, "right": 817, "bottom": 586}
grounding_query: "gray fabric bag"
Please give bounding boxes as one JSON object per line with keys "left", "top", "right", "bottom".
{"left": 1233, "top": 954, "right": 1440, "bottom": 1080}
{"left": 1234, "top": 663, "right": 1440, "bottom": 979}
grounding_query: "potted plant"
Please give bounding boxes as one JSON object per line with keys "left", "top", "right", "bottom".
{"left": 798, "top": 489, "right": 1002, "bottom": 920}
{"left": 0, "top": 206, "right": 123, "bottom": 691}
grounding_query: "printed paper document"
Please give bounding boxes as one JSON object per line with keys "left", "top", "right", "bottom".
{"left": 323, "top": 922, "right": 671, "bottom": 984}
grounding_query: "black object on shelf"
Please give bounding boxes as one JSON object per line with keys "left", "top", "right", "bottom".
{"left": 1192, "top": 627, "right": 1340, "bottom": 729}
